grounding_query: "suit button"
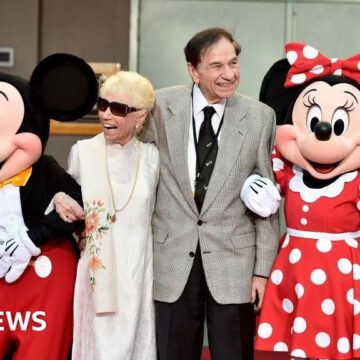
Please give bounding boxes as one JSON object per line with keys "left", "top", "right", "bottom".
{"left": 189, "top": 251, "right": 195, "bottom": 258}
{"left": 197, "top": 220, "right": 203, "bottom": 226}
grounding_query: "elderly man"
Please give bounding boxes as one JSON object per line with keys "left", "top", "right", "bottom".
{"left": 141, "top": 27, "right": 279, "bottom": 360}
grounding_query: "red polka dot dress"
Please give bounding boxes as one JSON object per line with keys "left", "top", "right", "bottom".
{"left": 255, "top": 147, "right": 360, "bottom": 359}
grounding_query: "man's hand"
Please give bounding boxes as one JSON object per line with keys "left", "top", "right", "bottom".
{"left": 251, "top": 276, "right": 267, "bottom": 312}
{"left": 54, "top": 192, "right": 84, "bottom": 223}
{"left": 240, "top": 174, "right": 281, "bottom": 217}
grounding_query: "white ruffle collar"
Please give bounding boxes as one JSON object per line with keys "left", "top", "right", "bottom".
{"left": 289, "top": 165, "right": 358, "bottom": 203}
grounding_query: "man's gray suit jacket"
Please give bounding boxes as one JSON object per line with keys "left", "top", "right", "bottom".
{"left": 141, "top": 85, "right": 279, "bottom": 304}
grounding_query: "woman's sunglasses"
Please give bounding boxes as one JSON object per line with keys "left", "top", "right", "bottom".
{"left": 97, "top": 97, "right": 140, "bottom": 117}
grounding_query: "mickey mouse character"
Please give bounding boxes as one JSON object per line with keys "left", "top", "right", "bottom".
{"left": 0, "top": 54, "right": 97, "bottom": 359}
{"left": 241, "top": 43, "right": 360, "bottom": 359}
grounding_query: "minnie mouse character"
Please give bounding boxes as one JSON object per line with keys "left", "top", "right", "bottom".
{"left": 0, "top": 54, "right": 97, "bottom": 359}
{"left": 241, "top": 43, "right": 360, "bottom": 359}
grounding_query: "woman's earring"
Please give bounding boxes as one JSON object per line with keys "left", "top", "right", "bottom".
{"left": 135, "top": 123, "right": 140, "bottom": 129}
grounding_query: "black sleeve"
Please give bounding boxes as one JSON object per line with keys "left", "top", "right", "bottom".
{"left": 27, "top": 155, "right": 83, "bottom": 247}
{"left": 27, "top": 210, "right": 84, "bottom": 247}
{"left": 42, "top": 154, "right": 83, "bottom": 204}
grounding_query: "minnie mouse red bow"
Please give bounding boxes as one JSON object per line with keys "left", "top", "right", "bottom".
{"left": 284, "top": 42, "right": 360, "bottom": 88}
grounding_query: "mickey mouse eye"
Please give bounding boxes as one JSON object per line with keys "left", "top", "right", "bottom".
{"left": 0, "top": 90, "right": 8, "bottom": 101}
{"left": 332, "top": 108, "right": 349, "bottom": 136}
{"left": 306, "top": 105, "right": 322, "bottom": 132}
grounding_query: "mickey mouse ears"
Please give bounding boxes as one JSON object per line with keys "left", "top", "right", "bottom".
{"left": 30, "top": 53, "right": 98, "bottom": 121}
{"left": 259, "top": 58, "right": 298, "bottom": 125}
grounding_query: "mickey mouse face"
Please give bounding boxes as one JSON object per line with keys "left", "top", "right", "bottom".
{"left": 0, "top": 53, "right": 98, "bottom": 182}
{"left": 0, "top": 82, "right": 25, "bottom": 161}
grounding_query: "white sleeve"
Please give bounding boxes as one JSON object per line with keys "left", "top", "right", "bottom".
{"left": 67, "top": 143, "right": 81, "bottom": 185}
{"left": 44, "top": 143, "right": 81, "bottom": 215}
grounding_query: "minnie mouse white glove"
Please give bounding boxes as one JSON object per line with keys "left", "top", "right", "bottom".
{"left": 240, "top": 174, "right": 281, "bottom": 217}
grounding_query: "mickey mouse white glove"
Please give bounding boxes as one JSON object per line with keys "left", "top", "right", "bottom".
{"left": 240, "top": 174, "right": 281, "bottom": 217}
{"left": 0, "top": 227, "right": 40, "bottom": 283}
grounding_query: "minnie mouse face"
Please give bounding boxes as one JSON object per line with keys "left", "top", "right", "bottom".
{"left": 259, "top": 43, "right": 360, "bottom": 181}
{"left": 277, "top": 79, "right": 360, "bottom": 180}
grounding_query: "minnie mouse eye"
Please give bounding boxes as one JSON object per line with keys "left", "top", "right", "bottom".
{"left": 332, "top": 108, "right": 349, "bottom": 136}
{"left": 306, "top": 105, "right": 322, "bottom": 132}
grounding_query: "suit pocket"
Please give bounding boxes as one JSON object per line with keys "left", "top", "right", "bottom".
{"left": 231, "top": 232, "right": 256, "bottom": 249}
{"left": 153, "top": 225, "right": 169, "bottom": 244}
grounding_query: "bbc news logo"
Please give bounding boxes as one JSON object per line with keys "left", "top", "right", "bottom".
{"left": 0, "top": 311, "right": 46, "bottom": 331}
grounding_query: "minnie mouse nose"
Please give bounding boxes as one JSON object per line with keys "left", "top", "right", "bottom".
{"left": 314, "top": 121, "right": 332, "bottom": 141}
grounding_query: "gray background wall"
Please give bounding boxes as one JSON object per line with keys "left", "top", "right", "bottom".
{"left": 138, "top": 0, "right": 360, "bottom": 99}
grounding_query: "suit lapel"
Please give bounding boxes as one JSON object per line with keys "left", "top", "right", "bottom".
{"left": 164, "top": 88, "right": 198, "bottom": 214}
{"left": 200, "top": 94, "right": 246, "bottom": 215}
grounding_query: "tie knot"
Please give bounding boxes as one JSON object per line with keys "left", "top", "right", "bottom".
{"left": 203, "top": 106, "right": 215, "bottom": 122}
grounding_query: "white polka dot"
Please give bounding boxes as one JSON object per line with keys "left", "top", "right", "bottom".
{"left": 258, "top": 322, "right": 273, "bottom": 338}
{"left": 273, "top": 158, "right": 284, "bottom": 172}
{"left": 300, "top": 218, "right": 307, "bottom": 225}
{"left": 271, "top": 269, "right": 283, "bottom": 285}
{"left": 293, "top": 317, "right": 307, "bottom": 333}
{"left": 337, "top": 337, "right": 350, "bottom": 354}
{"left": 315, "top": 332, "right": 331, "bottom": 348}
{"left": 302, "top": 205, "right": 309, "bottom": 212}
{"left": 347, "top": 288, "right": 354, "bottom": 304}
{"left": 303, "top": 45, "right": 319, "bottom": 59}
{"left": 289, "top": 248, "right": 302, "bottom": 264}
{"left": 291, "top": 73, "right": 307, "bottom": 84}
{"left": 290, "top": 349, "right": 306, "bottom": 357}
{"left": 333, "top": 69, "right": 342, "bottom": 76}
{"left": 321, "top": 299, "right": 335, "bottom": 315}
{"left": 354, "top": 300, "right": 360, "bottom": 316}
{"left": 295, "top": 283, "right": 304, "bottom": 299}
{"left": 274, "top": 342, "right": 288, "bottom": 351}
{"left": 310, "top": 65, "right": 324, "bottom": 75}
{"left": 357, "top": 201, "right": 360, "bottom": 211}
{"left": 353, "top": 333, "right": 360, "bottom": 350}
{"left": 338, "top": 258, "right": 352, "bottom": 274}
{"left": 345, "top": 238, "right": 358, "bottom": 248}
{"left": 331, "top": 57, "right": 339, "bottom": 63}
{"left": 282, "top": 234, "right": 290, "bottom": 248}
{"left": 282, "top": 298, "right": 294, "bottom": 313}
{"left": 354, "top": 264, "right": 360, "bottom": 280}
{"left": 316, "top": 239, "right": 332, "bottom": 253}
{"left": 286, "top": 50, "right": 298, "bottom": 65}
{"left": 311, "top": 269, "right": 326, "bottom": 285}
{"left": 357, "top": 61, "right": 360, "bottom": 70}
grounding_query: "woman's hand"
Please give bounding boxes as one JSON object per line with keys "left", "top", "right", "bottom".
{"left": 54, "top": 192, "right": 84, "bottom": 223}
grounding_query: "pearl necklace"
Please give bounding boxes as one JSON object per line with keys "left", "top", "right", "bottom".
{"left": 106, "top": 139, "right": 140, "bottom": 214}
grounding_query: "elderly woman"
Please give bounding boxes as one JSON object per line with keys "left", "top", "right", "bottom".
{"left": 58, "top": 71, "right": 158, "bottom": 359}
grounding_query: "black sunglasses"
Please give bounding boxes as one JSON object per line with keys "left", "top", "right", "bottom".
{"left": 97, "top": 97, "right": 140, "bottom": 117}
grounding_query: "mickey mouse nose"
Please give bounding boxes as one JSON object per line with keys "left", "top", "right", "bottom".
{"left": 314, "top": 122, "right": 332, "bottom": 141}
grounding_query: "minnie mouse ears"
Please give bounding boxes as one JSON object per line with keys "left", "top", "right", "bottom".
{"left": 259, "top": 58, "right": 298, "bottom": 125}
{"left": 30, "top": 53, "right": 98, "bottom": 121}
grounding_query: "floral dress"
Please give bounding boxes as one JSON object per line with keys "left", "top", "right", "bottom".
{"left": 255, "top": 147, "right": 360, "bottom": 359}
{"left": 69, "top": 137, "right": 159, "bottom": 360}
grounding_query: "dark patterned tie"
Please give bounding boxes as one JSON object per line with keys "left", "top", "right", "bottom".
{"left": 194, "top": 106, "right": 217, "bottom": 212}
